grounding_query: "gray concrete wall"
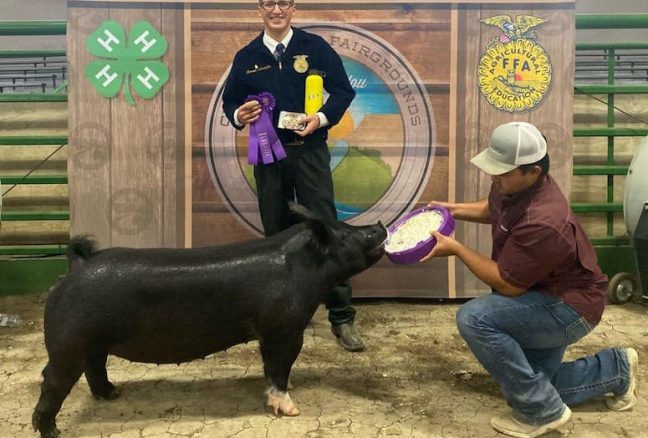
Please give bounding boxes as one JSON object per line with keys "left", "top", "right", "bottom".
{"left": 0, "top": 0, "right": 646, "bottom": 48}
{"left": 576, "top": 0, "right": 648, "bottom": 42}
{"left": 0, "top": 0, "right": 66, "bottom": 50}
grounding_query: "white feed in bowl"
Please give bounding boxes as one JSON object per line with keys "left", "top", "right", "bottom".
{"left": 386, "top": 210, "right": 444, "bottom": 253}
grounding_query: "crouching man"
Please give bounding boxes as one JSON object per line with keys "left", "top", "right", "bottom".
{"left": 423, "top": 122, "right": 638, "bottom": 438}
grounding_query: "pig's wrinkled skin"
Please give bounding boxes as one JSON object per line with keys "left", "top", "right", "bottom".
{"left": 32, "top": 203, "right": 387, "bottom": 438}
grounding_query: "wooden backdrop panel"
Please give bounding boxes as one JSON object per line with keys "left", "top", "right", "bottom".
{"left": 455, "top": 5, "right": 489, "bottom": 297}
{"left": 162, "top": 7, "right": 186, "bottom": 248}
{"left": 109, "top": 7, "right": 163, "bottom": 247}
{"left": 68, "top": 0, "right": 574, "bottom": 298}
{"left": 67, "top": 1, "right": 185, "bottom": 249}
{"left": 453, "top": 3, "right": 575, "bottom": 297}
{"left": 191, "top": 4, "right": 453, "bottom": 297}
{"left": 68, "top": 5, "right": 112, "bottom": 246}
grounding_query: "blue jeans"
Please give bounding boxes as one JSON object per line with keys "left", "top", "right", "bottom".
{"left": 456, "top": 291, "right": 632, "bottom": 425}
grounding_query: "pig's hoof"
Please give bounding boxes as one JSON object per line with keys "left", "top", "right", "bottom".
{"left": 43, "top": 429, "right": 61, "bottom": 438}
{"left": 93, "top": 385, "right": 121, "bottom": 400}
{"left": 33, "top": 420, "right": 60, "bottom": 438}
{"left": 267, "top": 391, "right": 300, "bottom": 416}
{"left": 32, "top": 411, "right": 60, "bottom": 438}
{"left": 104, "top": 387, "right": 121, "bottom": 400}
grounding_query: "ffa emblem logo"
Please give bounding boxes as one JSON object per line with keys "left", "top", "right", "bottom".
{"left": 477, "top": 15, "right": 552, "bottom": 112}
{"left": 293, "top": 55, "right": 309, "bottom": 73}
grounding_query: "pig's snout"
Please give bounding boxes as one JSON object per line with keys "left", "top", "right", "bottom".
{"left": 378, "top": 221, "right": 388, "bottom": 247}
{"left": 363, "top": 223, "right": 388, "bottom": 260}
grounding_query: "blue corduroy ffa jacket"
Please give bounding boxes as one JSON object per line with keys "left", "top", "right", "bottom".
{"left": 222, "top": 27, "right": 355, "bottom": 143}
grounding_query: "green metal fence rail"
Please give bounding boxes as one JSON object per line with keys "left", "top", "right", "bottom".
{"left": 0, "top": 135, "right": 68, "bottom": 145}
{"left": 576, "top": 42, "right": 648, "bottom": 51}
{"left": 0, "top": 175, "right": 67, "bottom": 185}
{"left": 572, "top": 80, "right": 648, "bottom": 236}
{"left": 573, "top": 127, "right": 648, "bottom": 137}
{"left": 0, "top": 133, "right": 68, "bottom": 224}
{"left": 576, "top": 14, "right": 648, "bottom": 29}
{"left": 0, "top": 21, "right": 69, "bottom": 291}
{"left": 0, "top": 245, "right": 66, "bottom": 256}
{"left": 0, "top": 21, "right": 66, "bottom": 36}
{"left": 575, "top": 85, "right": 648, "bottom": 95}
{"left": 0, "top": 93, "right": 67, "bottom": 102}
{"left": 574, "top": 14, "right": 648, "bottom": 281}
{"left": 0, "top": 49, "right": 66, "bottom": 59}
{"left": 1, "top": 211, "right": 69, "bottom": 221}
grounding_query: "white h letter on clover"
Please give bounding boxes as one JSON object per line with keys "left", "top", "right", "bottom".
{"left": 134, "top": 30, "right": 157, "bottom": 54}
{"left": 97, "top": 29, "right": 120, "bottom": 53}
{"left": 137, "top": 66, "right": 160, "bottom": 90}
{"left": 95, "top": 64, "right": 118, "bottom": 87}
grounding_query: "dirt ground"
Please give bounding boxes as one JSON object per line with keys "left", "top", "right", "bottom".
{"left": 1, "top": 293, "right": 646, "bottom": 438}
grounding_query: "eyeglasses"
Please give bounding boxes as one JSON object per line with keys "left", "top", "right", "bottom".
{"left": 259, "top": 1, "right": 293, "bottom": 11}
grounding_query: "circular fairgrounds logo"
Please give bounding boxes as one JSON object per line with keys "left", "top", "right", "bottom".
{"left": 478, "top": 15, "right": 552, "bottom": 113}
{"left": 206, "top": 23, "right": 436, "bottom": 235}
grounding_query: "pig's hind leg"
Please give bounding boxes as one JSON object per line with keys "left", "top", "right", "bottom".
{"left": 32, "top": 360, "right": 83, "bottom": 438}
{"left": 85, "top": 351, "right": 120, "bottom": 400}
{"left": 260, "top": 330, "right": 303, "bottom": 416}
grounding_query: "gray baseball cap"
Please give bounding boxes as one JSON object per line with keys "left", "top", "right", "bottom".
{"left": 470, "top": 122, "right": 547, "bottom": 175}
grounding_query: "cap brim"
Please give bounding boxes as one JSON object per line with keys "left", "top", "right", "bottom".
{"left": 470, "top": 149, "right": 518, "bottom": 175}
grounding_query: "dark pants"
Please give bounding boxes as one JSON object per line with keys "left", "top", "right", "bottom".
{"left": 253, "top": 135, "right": 355, "bottom": 326}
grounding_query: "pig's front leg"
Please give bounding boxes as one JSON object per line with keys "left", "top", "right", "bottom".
{"left": 260, "top": 330, "right": 303, "bottom": 416}
{"left": 266, "top": 386, "right": 300, "bottom": 416}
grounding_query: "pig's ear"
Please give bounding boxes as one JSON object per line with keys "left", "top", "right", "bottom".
{"left": 289, "top": 201, "right": 333, "bottom": 250}
{"left": 304, "top": 219, "right": 333, "bottom": 249}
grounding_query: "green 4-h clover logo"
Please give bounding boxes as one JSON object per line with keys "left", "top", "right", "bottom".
{"left": 86, "top": 20, "right": 169, "bottom": 106}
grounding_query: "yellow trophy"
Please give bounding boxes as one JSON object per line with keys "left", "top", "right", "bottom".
{"left": 304, "top": 69, "right": 323, "bottom": 115}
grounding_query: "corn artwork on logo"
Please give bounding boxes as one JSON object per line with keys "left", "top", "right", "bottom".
{"left": 477, "top": 15, "right": 552, "bottom": 112}
{"left": 85, "top": 20, "right": 169, "bottom": 106}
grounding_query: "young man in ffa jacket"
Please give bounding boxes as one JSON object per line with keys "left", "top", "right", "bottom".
{"left": 222, "top": 0, "right": 365, "bottom": 351}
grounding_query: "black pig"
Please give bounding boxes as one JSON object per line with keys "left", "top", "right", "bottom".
{"left": 32, "top": 203, "right": 386, "bottom": 438}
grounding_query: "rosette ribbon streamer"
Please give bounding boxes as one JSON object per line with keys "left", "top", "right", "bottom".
{"left": 246, "top": 92, "right": 286, "bottom": 165}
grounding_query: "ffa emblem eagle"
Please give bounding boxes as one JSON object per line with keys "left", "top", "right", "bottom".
{"left": 481, "top": 15, "right": 548, "bottom": 44}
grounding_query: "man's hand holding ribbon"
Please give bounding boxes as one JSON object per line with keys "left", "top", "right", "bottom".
{"left": 243, "top": 92, "right": 286, "bottom": 165}
{"left": 237, "top": 100, "right": 262, "bottom": 125}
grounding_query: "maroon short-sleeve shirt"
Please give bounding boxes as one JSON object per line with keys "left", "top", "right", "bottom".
{"left": 489, "top": 175, "right": 608, "bottom": 325}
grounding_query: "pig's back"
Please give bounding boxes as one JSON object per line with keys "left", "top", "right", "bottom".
{"left": 44, "top": 243, "right": 314, "bottom": 365}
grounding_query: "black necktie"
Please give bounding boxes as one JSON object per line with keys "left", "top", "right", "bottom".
{"left": 274, "top": 43, "right": 285, "bottom": 63}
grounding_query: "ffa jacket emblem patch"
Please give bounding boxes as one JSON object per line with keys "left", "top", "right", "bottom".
{"left": 293, "top": 55, "right": 309, "bottom": 73}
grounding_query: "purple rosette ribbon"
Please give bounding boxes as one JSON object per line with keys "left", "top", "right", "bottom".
{"left": 245, "top": 92, "right": 286, "bottom": 165}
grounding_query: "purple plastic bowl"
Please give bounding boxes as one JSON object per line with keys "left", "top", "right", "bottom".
{"left": 385, "top": 206, "right": 455, "bottom": 265}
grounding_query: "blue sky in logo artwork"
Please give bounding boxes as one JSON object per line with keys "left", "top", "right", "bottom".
{"left": 330, "top": 58, "right": 399, "bottom": 220}
{"left": 341, "top": 58, "right": 399, "bottom": 124}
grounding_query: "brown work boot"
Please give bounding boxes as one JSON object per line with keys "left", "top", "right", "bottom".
{"left": 331, "top": 322, "right": 365, "bottom": 352}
